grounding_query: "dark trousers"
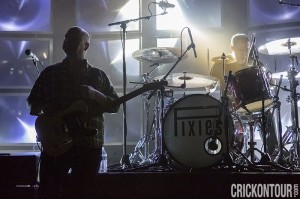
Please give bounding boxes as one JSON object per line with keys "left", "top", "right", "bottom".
{"left": 38, "top": 147, "right": 101, "bottom": 199}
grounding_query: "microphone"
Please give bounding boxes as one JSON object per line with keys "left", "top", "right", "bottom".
{"left": 246, "top": 34, "right": 255, "bottom": 66}
{"left": 158, "top": 1, "right": 175, "bottom": 9}
{"left": 188, "top": 28, "right": 197, "bottom": 58}
{"left": 25, "top": 49, "right": 39, "bottom": 61}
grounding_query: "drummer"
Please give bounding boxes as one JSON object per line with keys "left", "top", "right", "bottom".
{"left": 210, "top": 33, "right": 278, "bottom": 155}
{"left": 210, "top": 33, "right": 250, "bottom": 93}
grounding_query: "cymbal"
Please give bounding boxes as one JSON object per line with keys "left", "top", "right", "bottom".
{"left": 154, "top": 73, "right": 219, "bottom": 88}
{"left": 272, "top": 71, "right": 300, "bottom": 79}
{"left": 211, "top": 54, "right": 235, "bottom": 64}
{"left": 132, "top": 47, "right": 185, "bottom": 64}
{"left": 258, "top": 37, "right": 300, "bottom": 55}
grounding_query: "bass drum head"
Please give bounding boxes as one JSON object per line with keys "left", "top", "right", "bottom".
{"left": 163, "top": 94, "right": 233, "bottom": 168}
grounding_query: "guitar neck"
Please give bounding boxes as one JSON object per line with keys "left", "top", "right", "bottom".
{"left": 112, "top": 80, "right": 167, "bottom": 106}
{"left": 112, "top": 87, "right": 146, "bottom": 106}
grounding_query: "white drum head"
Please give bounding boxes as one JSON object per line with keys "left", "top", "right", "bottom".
{"left": 163, "top": 94, "right": 233, "bottom": 168}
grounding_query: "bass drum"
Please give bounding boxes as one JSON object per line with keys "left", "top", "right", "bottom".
{"left": 163, "top": 94, "right": 234, "bottom": 168}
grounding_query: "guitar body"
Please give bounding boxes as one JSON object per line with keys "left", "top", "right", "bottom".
{"left": 35, "top": 100, "right": 90, "bottom": 157}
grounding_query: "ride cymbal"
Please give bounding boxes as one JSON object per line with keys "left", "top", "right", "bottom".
{"left": 258, "top": 37, "right": 300, "bottom": 55}
{"left": 154, "top": 73, "right": 219, "bottom": 88}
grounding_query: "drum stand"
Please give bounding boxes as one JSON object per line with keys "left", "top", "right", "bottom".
{"left": 215, "top": 69, "right": 257, "bottom": 171}
{"left": 129, "top": 70, "right": 159, "bottom": 166}
{"left": 128, "top": 44, "right": 192, "bottom": 171}
{"left": 285, "top": 55, "right": 300, "bottom": 169}
{"left": 244, "top": 46, "right": 291, "bottom": 171}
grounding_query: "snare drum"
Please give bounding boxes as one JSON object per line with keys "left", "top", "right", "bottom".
{"left": 228, "top": 66, "right": 274, "bottom": 114}
{"left": 163, "top": 94, "right": 233, "bottom": 168}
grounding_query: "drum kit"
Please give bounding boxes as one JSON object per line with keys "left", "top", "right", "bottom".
{"left": 128, "top": 37, "right": 300, "bottom": 172}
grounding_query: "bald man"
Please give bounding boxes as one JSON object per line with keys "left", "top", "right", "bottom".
{"left": 28, "top": 26, "right": 119, "bottom": 198}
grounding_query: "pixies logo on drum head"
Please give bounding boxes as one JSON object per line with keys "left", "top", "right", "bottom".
{"left": 173, "top": 105, "right": 223, "bottom": 137}
{"left": 163, "top": 94, "right": 233, "bottom": 168}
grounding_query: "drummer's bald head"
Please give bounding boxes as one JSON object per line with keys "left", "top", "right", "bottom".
{"left": 231, "top": 33, "right": 249, "bottom": 46}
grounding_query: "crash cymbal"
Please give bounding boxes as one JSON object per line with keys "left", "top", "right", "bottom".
{"left": 132, "top": 47, "right": 185, "bottom": 64}
{"left": 258, "top": 37, "right": 300, "bottom": 55}
{"left": 271, "top": 71, "right": 300, "bottom": 79}
{"left": 211, "top": 54, "right": 236, "bottom": 64}
{"left": 154, "top": 73, "right": 219, "bottom": 88}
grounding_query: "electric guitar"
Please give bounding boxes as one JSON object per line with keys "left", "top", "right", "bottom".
{"left": 35, "top": 80, "right": 167, "bottom": 157}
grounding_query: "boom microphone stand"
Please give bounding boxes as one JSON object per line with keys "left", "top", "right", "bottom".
{"left": 146, "top": 46, "right": 192, "bottom": 171}
{"left": 108, "top": 11, "right": 168, "bottom": 170}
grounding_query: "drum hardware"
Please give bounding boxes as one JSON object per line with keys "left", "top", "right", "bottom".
{"left": 246, "top": 42, "right": 291, "bottom": 171}
{"left": 211, "top": 70, "right": 259, "bottom": 171}
{"left": 217, "top": 70, "right": 243, "bottom": 169}
{"left": 129, "top": 90, "right": 154, "bottom": 165}
{"left": 268, "top": 75, "right": 286, "bottom": 165}
{"left": 129, "top": 67, "right": 164, "bottom": 166}
{"left": 152, "top": 50, "right": 192, "bottom": 170}
{"left": 130, "top": 33, "right": 195, "bottom": 171}
{"left": 284, "top": 54, "right": 300, "bottom": 169}
{"left": 154, "top": 72, "right": 219, "bottom": 90}
{"left": 227, "top": 38, "right": 291, "bottom": 171}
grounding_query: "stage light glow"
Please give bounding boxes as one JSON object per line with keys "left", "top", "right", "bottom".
{"left": 108, "top": 39, "right": 140, "bottom": 76}
{"left": 17, "top": 117, "right": 37, "bottom": 143}
{"left": 0, "top": 0, "right": 51, "bottom": 31}
{"left": 109, "top": 0, "right": 140, "bottom": 32}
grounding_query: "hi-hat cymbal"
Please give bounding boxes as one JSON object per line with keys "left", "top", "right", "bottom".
{"left": 258, "top": 37, "right": 300, "bottom": 55}
{"left": 154, "top": 73, "right": 219, "bottom": 88}
{"left": 132, "top": 47, "right": 186, "bottom": 64}
{"left": 211, "top": 54, "right": 235, "bottom": 64}
{"left": 272, "top": 71, "right": 300, "bottom": 79}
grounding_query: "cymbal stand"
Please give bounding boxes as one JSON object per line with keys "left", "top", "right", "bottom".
{"left": 220, "top": 71, "right": 236, "bottom": 166}
{"left": 287, "top": 54, "right": 300, "bottom": 169}
{"left": 246, "top": 44, "right": 291, "bottom": 171}
{"left": 214, "top": 55, "right": 253, "bottom": 170}
{"left": 129, "top": 72, "right": 156, "bottom": 165}
{"left": 269, "top": 75, "right": 285, "bottom": 164}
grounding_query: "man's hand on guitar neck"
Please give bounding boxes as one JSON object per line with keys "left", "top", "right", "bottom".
{"left": 78, "top": 85, "right": 112, "bottom": 110}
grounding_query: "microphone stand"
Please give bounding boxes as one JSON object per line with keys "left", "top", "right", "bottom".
{"left": 149, "top": 47, "right": 190, "bottom": 170}
{"left": 108, "top": 12, "right": 169, "bottom": 170}
{"left": 29, "top": 57, "right": 45, "bottom": 76}
{"left": 124, "top": 43, "right": 193, "bottom": 172}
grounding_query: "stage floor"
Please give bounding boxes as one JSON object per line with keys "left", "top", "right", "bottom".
{"left": 1, "top": 170, "right": 300, "bottom": 199}
{"left": 66, "top": 168, "right": 300, "bottom": 199}
{"left": 1, "top": 153, "right": 299, "bottom": 199}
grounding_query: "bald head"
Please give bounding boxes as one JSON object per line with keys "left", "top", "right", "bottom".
{"left": 63, "top": 26, "right": 90, "bottom": 60}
